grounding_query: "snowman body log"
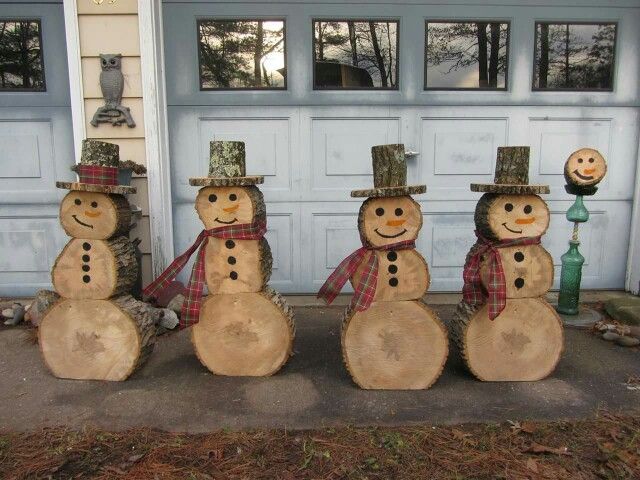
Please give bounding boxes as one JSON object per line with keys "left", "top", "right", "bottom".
{"left": 52, "top": 236, "right": 137, "bottom": 299}
{"left": 334, "top": 145, "right": 448, "bottom": 390}
{"left": 456, "top": 147, "right": 563, "bottom": 381}
{"left": 187, "top": 141, "right": 293, "bottom": 376}
{"left": 39, "top": 140, "right": 153, "bottom": 381}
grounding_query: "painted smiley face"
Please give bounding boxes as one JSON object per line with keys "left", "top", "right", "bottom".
{"left": 195, "top": 186, "right": 258, "bottom": 230}
{"left": 564, "top": 148, "right": 607, "bottom": 187}
{"left": 360, "top": 196, "right": 423, "bottom": 247}
{"left": 60, "top": 191, "right": 119, "bottom": 239}
{"left": 486, "top": 195, "right": 550, "bottom": 240}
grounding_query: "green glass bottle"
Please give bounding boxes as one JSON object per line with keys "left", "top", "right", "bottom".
{"left": 557, "top": 240, "right": 585, "bottom": 315}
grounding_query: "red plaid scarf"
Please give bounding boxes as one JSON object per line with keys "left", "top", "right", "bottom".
{"left": 462, "top": 231, "right": 541, "bottom": 320}
{"left": 143, "top": 220, "right": 267, "bottom": 329}
{"left": 317, "top": 240, "right": 416, "bottom": 312}
{"left": 77, "top": 165, "right": 118, "bottom": 186}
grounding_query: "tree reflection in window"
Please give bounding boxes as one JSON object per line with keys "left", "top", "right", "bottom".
{"left": 198, "top": 19, "right": 285, "bottom": 90}
{"left": 0, "top": 20, "right": 45, "bottom": 91}
{"left": 533, "top": 22, "right": 616, "bottom": 90}
{"left": 425, "top": 21, "right": 509, "bottom": 90}
{"left": 313, "top": 20, "right": 398, "bottom": 89}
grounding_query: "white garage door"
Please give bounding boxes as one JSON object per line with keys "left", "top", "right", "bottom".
{"left": 163, "top": 0, "right": 640, "bottom": 293}
{"left": 0, "top": 2, "right": 75, "bottom": 296}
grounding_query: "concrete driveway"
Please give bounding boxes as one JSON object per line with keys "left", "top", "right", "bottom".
{"left": 0, "top": 305, "right": 638, "bottom": 432}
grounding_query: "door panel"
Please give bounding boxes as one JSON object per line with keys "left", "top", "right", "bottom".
{"left": 0, "top": 2, "right": 74, "bottom": 296}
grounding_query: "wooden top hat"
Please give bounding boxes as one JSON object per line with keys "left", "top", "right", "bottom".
{"left": 56, "top": 139, "right": 136, "bottom": 194}
{"left": 351, "top": 144, "right": 426, "bottom": 198}
{"left": 470, "top": 146, "right": 549, "bottom": 195}
{"left": 189, "top": 141, "right": 264, "bottom": 187}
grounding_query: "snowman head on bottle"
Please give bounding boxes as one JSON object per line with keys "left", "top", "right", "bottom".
{"left": 351, "top": 144, "right": 426, "bottom": 247}
{"left": 189, "top": 141, "right": 265, "bottom": 228}
{"left": 56, "top": 139, "right": 135, "bottom": 240}
{"left": 471, "top": 147, "right": 551, "bottom": 242}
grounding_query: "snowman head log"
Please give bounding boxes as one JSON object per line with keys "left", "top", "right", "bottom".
{"left": 195, "top": 185, "right": 265, "bottom": 230}
{"left": 358, "top": 196, "right": 423, "bottom": 247}
{"left": 564, "top": 147, "right": 607, "bottom": 187}
{"left": 60, "top": 191, "right": 131, "bottom": 239}
{"left": 475, "top": 193, "right": 550, "bottom": 241}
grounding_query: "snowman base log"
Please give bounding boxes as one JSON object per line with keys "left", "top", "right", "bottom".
{"left": 341, "top": 300, "right": 448, "bottom": 390}
{"left": 192, "top": 288, "right": 295, "bottom": 377}
{"left": 452, "top": 298, "right": 563, "bottom": 381}
{"left": 38, "top": 295, "right": 156, "bottom": 381}
{"left": 52, "top": 236, "right": 138, "bottom": 300}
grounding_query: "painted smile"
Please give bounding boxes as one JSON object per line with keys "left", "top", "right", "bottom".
{"left": 573, "top": 169, "right": 594, "bottom": 181}
{"left": 72, "top": 215, "right": 94, "bottom": 229}
{"left": 214, "top": 217, "right": 238, "bottom": 225}
{"left": 501, "top": 222, "right": 522, "bottom": 234}
{"left": 374, "top": 228, "right": 407, "bottom": 239}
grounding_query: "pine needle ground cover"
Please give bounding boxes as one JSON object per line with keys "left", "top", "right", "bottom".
{"left": 1, "top": 410, "right": 638, "bottom": 479}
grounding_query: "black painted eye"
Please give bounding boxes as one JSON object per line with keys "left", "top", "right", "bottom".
{"left": 91, "top": 201, "right": 98, "bottom": 208}
{"left": 375, "top": 207, "right": 384, "bottom": 216}
{"left": 395, "top": 208, "right": 403, "bottom": 216}
{"left": 101, "top": 59, "right": 107, "bottom": 66}
{"left": 578, "top": 158, "right": 584, "bottom": 163}
{"left": 229, "top": 193, "right": 237, "bottom": 201}
{"left": 110, "top": 59, "right": 116, "bottom": 65}
{"left": 208, "top": 194, "right": 217, "bottom": 202}
{"left": 74, "top": 199, "right": 81, "bottom": 206}
{"left": 524, "top": 205, "right": 532, "bottom": 214}
{"left": 504, "top": 203, "right": 513, "bottom": 212}
{"left": 588, "top": 157, "right": 594, "bottom": 163}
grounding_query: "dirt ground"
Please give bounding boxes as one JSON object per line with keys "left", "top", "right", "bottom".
{"left": 1, "top": 409, "right": 639, "bottom": 479}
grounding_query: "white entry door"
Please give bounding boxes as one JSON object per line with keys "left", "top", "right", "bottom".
{"left": 0, "top": 2, "right": 75, "bottom": 296}
{"left": 163, "top": 0, "right": 640, "bottom": 293}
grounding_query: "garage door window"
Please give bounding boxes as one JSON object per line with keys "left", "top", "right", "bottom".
{"left": 0, "top": 19, "right": 45, "bottom": 91}
{"left": 425, "top": 21, "right": 509, "bottom": 90}
{"left": 198, "top": 19, "right": 286, "bottom": 90}
{"left": 533, "top": 22, "right": 616, "bottom": 91}
{"left": 313, "top": 19, "right": 399, "bottom": 90}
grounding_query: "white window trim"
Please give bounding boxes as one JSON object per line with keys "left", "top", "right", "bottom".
{"left": 138, "top": 0, "right": 175, "bottom": 276}
{"left": 63, "top": 0, "right": 85, "bottom": 163}
{"left": 626, "top": 136, "right": 640, "bottom": 295}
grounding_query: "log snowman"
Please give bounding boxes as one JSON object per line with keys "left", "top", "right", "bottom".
{"left": 144, "top": 141, "right": 294, "bottom": 376}
{"left": 39, "top": 139, "right": 155, "bottom": 381}
{"left": 318, "top": 144, "right": 448, "bottom": 390}
{"left": 452, "top": 146, "right": 563, "bottom": 381}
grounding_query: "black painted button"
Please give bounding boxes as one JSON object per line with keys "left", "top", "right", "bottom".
{"left": 228, "top": 256, "right": 236, "bottom": 265}
{"left": 389, "top": 277, "right": 399, "bottom": 287}
{"left": 82, "top": 275, "right": 91, "bottom": 283}
{"left": 82, "top": 242, "right": 91, "bottom": 251}
{"left": 388, "top": 265, "right": 398, "bottom": 274}
{"left": 387, "top": 251, "right": 397, "bottom": 261}
{"left": 514, "top": 252, "right": 525, "bottom": 262}
{"left": 230, "top": 271, "right": 238, "bottom": 280}
{"left": 82, "top": 265, "right": 90, "bottom": 272}
{"left": 82, "top": 254, "right": 90, "bottom": 262}
{"left": 514, "top": 278, "right": 525, "bottom": 289}
{"left": 225, "top": 240, "right": 235, "bottom": 249}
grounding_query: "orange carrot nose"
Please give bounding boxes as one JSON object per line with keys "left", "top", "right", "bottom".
{"left": 584, "top": 168, "right": 596, "bottom": 174}
{"left": 386, "top": 219, "right": 406, "bottom": 227}
{"left": 223, "top": 205, "right": 239, "bottom": 213}
{"left": 84, "top": 210, "right": 102, "bottom": 218}
{"left": 515, "top": 217, "right": 535, "bottom": 225}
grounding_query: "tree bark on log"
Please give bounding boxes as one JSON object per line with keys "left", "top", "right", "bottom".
{"left": 451, "top": 298, "right": 563, "bottom": 381}
{"left": 341, "top": 300, "right": 448, "bottom": 389}
{"left": 371, "top": 144, "right": 406, "bottom": 188}
{"left": 192, "top": 288, "right": 295, "bottom": 376}
{"left": 52, "top": 236, "right": 138, "bottom": 300}
{"left": 39, "top": 295, "right": 156, "bottom": 381}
